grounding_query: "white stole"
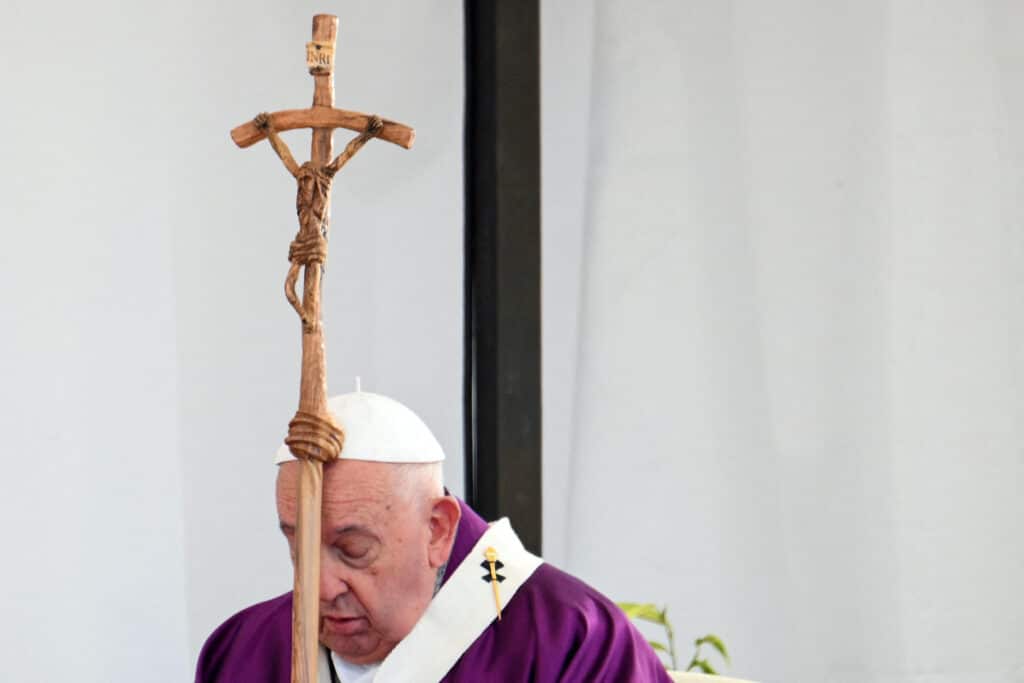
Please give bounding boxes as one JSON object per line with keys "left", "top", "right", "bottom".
{"left": 319, "top": 518, "right": 542, "bottom": 683}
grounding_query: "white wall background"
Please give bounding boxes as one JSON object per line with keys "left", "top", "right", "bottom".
{"left": 0, "top": 1, "right": 462, "bottom": 680}
{"left": 4, "top": 0, "right": 1023, "bottom": 681}
{"left": 0, "top": 1, "right": 191, "bottom": 679}
{"left": 542, "top": 1, "right": 1024, "bottom": 682}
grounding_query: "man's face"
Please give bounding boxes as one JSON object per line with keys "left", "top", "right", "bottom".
{"left": 276, "top": 460, "right": 455, "bottom": 664}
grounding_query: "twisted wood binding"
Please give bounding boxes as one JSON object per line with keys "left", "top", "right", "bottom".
{"left": 286, "top": 410, "right": 344, "bottom": 463}
{"left": 284, "top": 161, "right": 334, "bottom": 329}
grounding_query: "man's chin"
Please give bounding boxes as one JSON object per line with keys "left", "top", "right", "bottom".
{"left": 320, "top": 629, "right": 389, "bottom": 665}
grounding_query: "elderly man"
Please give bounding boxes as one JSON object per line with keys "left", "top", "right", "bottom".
{"left": 196, "top": 391, "right": 670, "bottom": 682}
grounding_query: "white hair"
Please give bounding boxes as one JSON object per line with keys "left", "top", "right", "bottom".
{"left": 390, "top": 461, "right": 445, "bottom": 501}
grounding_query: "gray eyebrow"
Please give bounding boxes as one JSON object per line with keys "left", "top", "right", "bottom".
{"left": 279, "top": 522, "right": 380, "bottom": 541}
{"left": 331, "top": 525, "right": 380, "bottom": 540}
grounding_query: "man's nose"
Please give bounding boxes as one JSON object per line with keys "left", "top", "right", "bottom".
{"left": 319, "top": 547, "right": 351, "bottom": 603}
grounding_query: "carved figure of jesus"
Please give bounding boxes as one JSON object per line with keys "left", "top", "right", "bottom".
{"left": 253, "top": 112, "right": 383, "bottom": 329}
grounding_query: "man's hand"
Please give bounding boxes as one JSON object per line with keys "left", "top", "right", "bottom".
{"left": 254, "top": 112, "right": 272, "bottom": 132}
{"left": 366, "top": 115, "right": 384, "bottom": 137}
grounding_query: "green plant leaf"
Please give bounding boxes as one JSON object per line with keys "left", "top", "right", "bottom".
{"left": 648, "top": 640, "right": 669, "bottom": 652}
{"left": 689, "top": 658, "right": 718, "bottom": 675}
{"left": 616, "top": 602, "right": 667, "bottom": 625}
{"left": 696, "top": 634, "right": 731, "bottom": 664}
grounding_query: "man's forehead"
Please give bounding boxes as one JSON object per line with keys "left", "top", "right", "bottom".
{"left": 277, "top": 465, "right": 396, "bottom": 531}
{"left": 277, "top": 460, "right": 399, "bottom": 504}
{"left": 278, "top": 458, "right": 393, "bottom": 480}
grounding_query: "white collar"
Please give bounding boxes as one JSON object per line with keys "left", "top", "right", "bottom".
{"left": 330, "top": 651, "right": 379, "bottom": 683}
{"left": 373, "top": 518, "right": 542, "bottom": 682}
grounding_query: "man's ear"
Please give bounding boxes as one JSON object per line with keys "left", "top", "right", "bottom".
{"left": 427, "top": 495, "right": 461, "bottom": 569}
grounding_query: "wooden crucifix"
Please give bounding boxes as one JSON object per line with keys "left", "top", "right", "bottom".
{"left": 229, "top": 15, "right": 414, "bottom": 683}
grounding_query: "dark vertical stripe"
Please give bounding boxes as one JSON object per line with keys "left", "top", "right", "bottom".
{"left": 463, "top": 0, "right": 481, "bottom": 525}
{"left": 463, "top": 0, "right": 543, "bottom": 554}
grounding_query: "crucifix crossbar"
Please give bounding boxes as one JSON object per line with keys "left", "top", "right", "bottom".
{"left": 228, "top": 14, "right": 414, "bottom": 683}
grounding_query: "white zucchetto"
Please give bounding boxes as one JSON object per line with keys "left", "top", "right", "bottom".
{"left": 274, "top": 391, "right": 445, "bottom": 465}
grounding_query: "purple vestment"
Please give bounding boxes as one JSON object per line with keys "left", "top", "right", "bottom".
{"left": 196, "top": 500, "right": 671, "bottom": 682}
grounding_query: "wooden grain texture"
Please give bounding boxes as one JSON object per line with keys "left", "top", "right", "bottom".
{"left": 231, "top": 109, "right": 415, "bottom": 150}
{"left": 310, "top": 15, "right": 337, "bottom": 167}
{"left": 292, "top": 458, "right": 324, "bottom": 683}
{"left": 291, "top": 16, "right": 335, "bottom": 683}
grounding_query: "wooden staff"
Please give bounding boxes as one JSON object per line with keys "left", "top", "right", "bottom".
{"left": 230, "top": 15, "right": 414, "bottom": 683}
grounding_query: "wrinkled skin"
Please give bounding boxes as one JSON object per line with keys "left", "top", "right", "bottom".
{"left": 276, "top": 460, "right": 460, "bottom": 665}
